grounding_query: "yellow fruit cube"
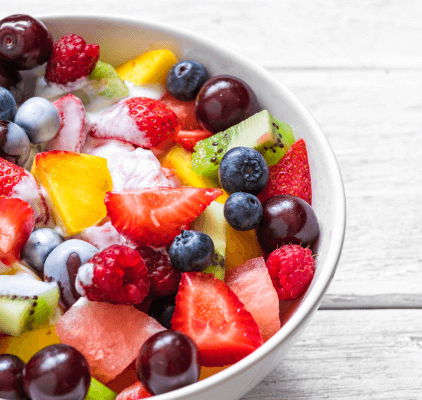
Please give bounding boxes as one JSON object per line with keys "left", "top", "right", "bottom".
{"left": 115, "top": 49, "right": 177, "bottom": 85}
{"left": 31, "top": 151, "right": 113, "bottom": 236}
{"left": 161, "top": 144, "right": 229, "bottom": 203}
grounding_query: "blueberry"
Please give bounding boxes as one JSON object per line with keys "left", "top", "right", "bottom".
{"left": 22, "top": 228, "right": 64, "bottom": 276}
{"left": 148, "top": 293, "right": 177, "bottom": 329}
{"left": 15, "top": 97, "right": 60, "bottom": 144}
{"left": 44, "top": 239, "right": 98, "bottom": 309}
{"left": 224, "top": 192, "right": 263, "bottom": 231}
{"left": 218, "top": 146, "right": 269, "bottom": 196}
{"left": 169, "top": 230, "right": 214, "bottom": 272}
{"left": 166, "top": 61, "right": 209, "bottom": 102}
{"left": 0, "top": 120, "right": 30, "bottom": 167}
{"left": 0, "top": 86, "right": 17, "bottom": 121}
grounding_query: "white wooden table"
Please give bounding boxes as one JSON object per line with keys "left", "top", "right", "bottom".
{"left": 2, "top": 1, "right": 422, "bottom": 398}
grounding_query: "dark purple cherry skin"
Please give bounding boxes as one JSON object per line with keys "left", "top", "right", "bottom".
{"left": 195, "top": 75, "right": 261, "bottom": 134}
{"left": 0, "top": 15, "right": 53, "bottom": 70}
{"left": 256, "top": 194, "right": 319, "bottom": 254}
{"left": 22, "top": 344, "right": 90, "bottom": 400}
{"left": 0, "top": 354, "right": 28, "bottom": 400}
{"left": 136, "top": 330, "right": 201, "bottom": 395}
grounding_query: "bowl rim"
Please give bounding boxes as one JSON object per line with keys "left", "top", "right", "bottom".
{"left": 37, "top": 13, "right": 346, "bottom": 399}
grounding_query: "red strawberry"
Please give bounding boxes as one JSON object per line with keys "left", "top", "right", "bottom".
{"left": 0, "top": 158, "right": 27, "bottom": 197}
{"left": 0, "top": 197, "right": 34, "bottom": 266}
{"left": 76, "top": 245, "right": 149, "bottom": 305}
{"left": 47, "top": 94, "right": 88, "bottom": 152}
{"left": 45, "top": 34, "right": 100, "bottom": 85}
{"left": 105, "top": 187, "right": 223, "bottom": 247}
{"left": 171, "top": 272, "right": 263, "bottom": 367}
{"left": 258, "top": 139, "right": 312, "bottom": 205}
{"left": 116, "top": 382, "right": 152, "bottom": 400}
{"left": 175, "top": 128, "right": 214, "bottom": 151}
{"left": 266, "top": 244, "right": 315, "bottom": 301}
{"left": 91, "top": 97, "right": 181, "bottom": 149}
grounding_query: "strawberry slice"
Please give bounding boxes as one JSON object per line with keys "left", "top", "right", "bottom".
{"left": 258, "top": 138, "right": 312, "bottom": 205}
{"left": 171, "top": 272, "right": 263, "bottom": 367}
{"left": 116, "top": 382, "right": 152, "bottom": 400}
{"left": 0, "top": 158, "right": 27, "bottom": 197}
{"left": 105, "top": 187, "right": 223, "bottom": 247}
{"left": 0, "top": 197, "right": 34, "bottom": 266}
{"left": 175, "top": 129, "right": 214, "bottom": 151}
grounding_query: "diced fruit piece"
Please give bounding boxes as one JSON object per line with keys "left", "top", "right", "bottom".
{"left": 116, "top": 49, "right": 177, "bottom": 85}
{"left": 192, "top": 110, "right": 295, "bottom": 180}
{"left": 31, "top": 151, "right": 113, "bottom": 236}
{"left": 115, "top": 381, "right": 152, "bottom": 400}
{"left": 166, "top": 61, "right": 209, "bottom": 102}
{"left": 0, "top": 275, "right": 59, "bottom": 336}
{"left": 161, "top": 144, "right": 228, "bottom": 203}
{"left": 105, "top": 187, "right": 223, "bottom": 247}
{"left": 258, "top": 138, "right": 313, "bottom": 205}
{"left": 171, "top": 272, "right": 263, "bottom": 367}
{"left": 55, "top": 298, "right": 166, "bottom": 383}
{"left": 266, "top": 244, "right": 316, "bottom": 301}
{"left": 225, "top": 257, "right": 280, "bottom": 341}
{"left": 175, "top": 128, "right": 213, "bottom": 151}
{"left": 192, "top": 200, "right": 226, "bottom": 280}
{"left": 195, "top": 75, "right": 260, "bottom": 134}
{"left": 90, "top": 97, "right": 180, "bottom": 149}
{"left": 88, "top": 60, "right": 129, "bottom": 99}
{"left": 106, "top": 361, "right": 138, "bottom": 394}
{"left": 256, "top": 194, "right": 319, "bottom": 253}
{"left": 0, "top": 324, "right": 60, "bottom": 362}
{"left": 0, "top": 157, "right": 51, "bottom": 228}
{"left": 75, "top": 245, "right": 149, "bottom": 305}
{"left": 0, "top": 197, "right": 34, "bottom": 266}
{"left": 225, "top": 226, "right": 262, "bottom": 272}
{"left": 160, "top": 92, "right": 201, "bottom": 130}
{"left": 224, "top": 192, "right": 263, "bottom": 232}
{"left": 47, "top": 94, "right": 88, "bottom": 152}
{"left": 87, "top": 377, "right": 117, "bottom": 400}
{"left": 45, "top": 33, "right": 100, "bottom": 85}
{"left": 199, "top": 365, "right": 230, "bottom": 381}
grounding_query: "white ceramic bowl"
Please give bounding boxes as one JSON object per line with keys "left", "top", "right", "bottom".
{"left": 38, "top": 14, "right": 346, "bottom": 400}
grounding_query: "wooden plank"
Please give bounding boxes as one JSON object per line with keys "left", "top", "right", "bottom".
{"left": 268, "top": 70, "right": 422, "bottom": 308}
{"left": 243, "top": 309, "right": 422, "bottom": 400}
{"left": 3, "top": 0, "right": 422, "bottom": 68}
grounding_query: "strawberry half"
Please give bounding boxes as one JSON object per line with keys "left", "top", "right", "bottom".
{"left": 175, "top": 129, "right": 214, "bottom": 151}
{"left": 258, "top": 138, "right": 312, "bottom": 205}
{"left": 0, "top": 197, "right": 34, "bottom": 266}
{"left": 0, "top": 158, "right": 27, "bottom": 197}
{"left": 91, "top": 97, "right": 181, "bottom": 149}
{"left": 105, "top": 187, "right": 223, "bottom": 247}
{"left": 171, "top": 272, "right": 263, "bottom": 367}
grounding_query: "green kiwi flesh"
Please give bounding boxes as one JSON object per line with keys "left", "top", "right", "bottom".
{"left": 86, "top": 377, "right": 117, "bottom": 400}
{"left": 0, "top": 274, "right": 60, "bottom": 336}
{"left": 88, "top": 61, "right": 129, "bottom": 99}
{"left": 191, "top": 110, "right": 296, "bottom": 179}
{"left": 193, "top": 201, "right": 226, "bottom": 280}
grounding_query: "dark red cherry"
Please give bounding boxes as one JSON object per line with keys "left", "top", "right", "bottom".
{"left": 195, "top": 75, "right": 260, "bottom": 133}
{"left": 137, "top": 330, "right": 201, "bottom": 395}
{"left": 0, "top": 354, "right": 28, "bottom": 400}
{"left": 256, "top": 194, "right": 319, "bottom": 253}
{"left": 0, "top": 14, "right": 53, "bottom": 70}
{"left": 22, "top": 344, "right": 90, "bottom": 400}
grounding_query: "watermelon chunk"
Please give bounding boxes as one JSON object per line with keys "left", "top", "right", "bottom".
{"left": 225, "top": 257, "right": 281, "bottom": 341}
{"left": 55, "top": 298, "right": 166, "bottom": 383}
{"left": 115, "top": 382, "right": 152, "bottom": 399}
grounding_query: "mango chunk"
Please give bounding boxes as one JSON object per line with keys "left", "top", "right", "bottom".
{"left": 31, "top": 151, "right": 113, "bottom": 236}
{"left": 115, "top": 49, "right": 177, "bottom": 85}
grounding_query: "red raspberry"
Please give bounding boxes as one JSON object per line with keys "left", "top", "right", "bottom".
{"left": 138, "top": 246, "right": 181, "bottom": 297}
{"left": 45, "top": 33, "right": 100, "bottom": 85}
{"left": 266, "top": 244, "right": 315, "bottom": 300}
{"left": 76, "top": 245, "right": 149, "bottom": 305}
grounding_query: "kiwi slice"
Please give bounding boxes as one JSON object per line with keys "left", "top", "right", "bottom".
{"left": 87, "top": 60, "right": 129, "bottom": 99}
{"left": 86, "top": 377, "right": 117, "bottom": 400}
{"left": 191, "top": 110, "right": 296, "bottom": 179}
{"left": 193, "top": 201, "right": 226, "bottom": 280}
{"left": 0, "top": 274, "right": 60, "bottom": 336}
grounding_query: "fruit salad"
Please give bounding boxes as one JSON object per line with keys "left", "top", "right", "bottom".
{"left": 0, "top": 14, "right": 320, "bottom": 400}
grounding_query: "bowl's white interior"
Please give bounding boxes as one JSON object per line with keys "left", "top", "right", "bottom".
{"left": 37, "top": 14, "right": 346, "bottom": 400}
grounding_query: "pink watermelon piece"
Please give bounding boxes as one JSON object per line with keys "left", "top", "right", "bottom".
{"left": 55, "top": 298, "right": 166, "bottom": 383}
{"left": 225, "top": 257, "right": 281, "bottom": 341}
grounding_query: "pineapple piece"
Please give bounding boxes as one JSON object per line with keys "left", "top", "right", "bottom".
{"left": 161, "top": 144, "right": 229, "bottom": 203}
{"left": 31, "top": 151, "right": 113, "bottom": 236}
{"left": 115, "top": 49, "right": 177, "bottom": 85}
